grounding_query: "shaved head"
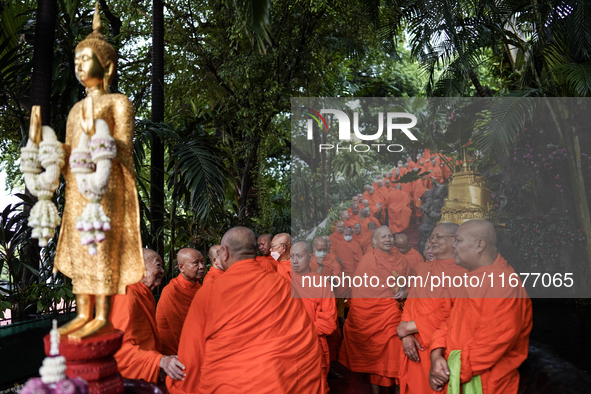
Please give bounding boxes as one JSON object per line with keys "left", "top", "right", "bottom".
{"left": 372, "top": 226, "right": 394, "bottom": 253}
{"left": 313, "top": 236, "right": 328, "bottom": 251}
{"left": 218, "top": 227, "right": 257, "bottom": 269}
{"left": 271, "top": 233, "right": 292, "bottom": 262}
{"left": 177, "top": 248, "right": 205, "bottom": 283}
{"left": 208, "top": 244, "right": 224, "bottom": 270}
{"left": 291, "top": 241, "right": 313, "bottom": 274}
{"left": 454, "top": 220, "right": 499, "bottom": 270}
{"left": 141, "top": 249, "right": 164, "bottom": 290}
{"left": 395, "top": 233, "right": 411, "bottom": 254}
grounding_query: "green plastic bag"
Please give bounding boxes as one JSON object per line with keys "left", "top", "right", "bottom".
{"left": 447, "top": 350, "right": 483, "bottom": 394}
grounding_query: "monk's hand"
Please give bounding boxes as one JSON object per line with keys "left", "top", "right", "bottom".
{"left": 429, "top": 348, "right": 449, "bottom": 391}
{"left": 393, "top": 289, "right": 408, "bottom": 300}
{"left": 160, "top": 355, "right": 186, "bottom": 381}
{"left": 401, "top": 335, "right": 423, "bottom": 362}
{"left": 397, "top": 320, "right": 417, "bottom": 338}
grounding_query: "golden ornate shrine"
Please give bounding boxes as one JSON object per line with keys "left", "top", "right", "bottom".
{"left": 440, "top": 161, "right": 493, "bottom": 224}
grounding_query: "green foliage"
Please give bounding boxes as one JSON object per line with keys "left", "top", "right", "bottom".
{"left": 506, "top": 210, "right": 586, "bottom": 271}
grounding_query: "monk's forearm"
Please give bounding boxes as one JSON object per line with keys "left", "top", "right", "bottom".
{"left": 431, "top": 347, "right": 445, "bottom": 361}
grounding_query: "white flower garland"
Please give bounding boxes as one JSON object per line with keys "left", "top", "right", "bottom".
{"left": 69, "top": 119, "right": 116, "bottom": 255}
{"left": 20, "top": 126, "right": 65, "bottom": 247}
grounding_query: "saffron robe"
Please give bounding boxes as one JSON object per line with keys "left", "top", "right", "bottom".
{"left": 256, "top": 255, "right": 277, "bottom": 272}
{"left": 292, "top": 271, "right": 337, "bottom": 391}
{"left": 202, "top": 266, "right": 224, "bottom": 286}
{"left": 339, "top": 249, "right": 411, "bottom": 384}
{"left": 156, "top": 274, "right": 201, "bottom": 355}
{"left": 430, "top": 254, "right": 533, "bottom": 394}
{"left": 398, "top": 258, "right": 467, "bottom": 394}
{"left": 167, "top": 258, "right": 324, "bottom": 394}
{"left": 276, "top": 259, "right": 292, "bottom": 280}
{"left": 386, "top": 188, "right": 412, "bottom": 233}
{"left": 111, "top": 282, "right": 162, "bottom": 383}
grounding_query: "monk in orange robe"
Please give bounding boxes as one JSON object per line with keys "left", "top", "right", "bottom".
{"left": 359, "top": 207, "right": 381, "bottom": 231}
{"left": 315, "top": 235, "right": 347, "bottom": 350}
{"left": 329, "top": 221, "right": 345, "bottom": 249}
{"left": 342, "top": 209, "right": 359, "bottom": 229}
{"left": 347, "top": 196, "right": 359, "bottom": 215}
{"left": 394, "top": 233, "right": 424, "bottom": 271}
{"left": 411, "top": 168, "right": 427, "bottom": 219}
{"left": 291, "top": 241, "right": 337, "bottom": 391}
{"left": 349, "top": 204, "right": 361, "bottom": 224}
{"left": 393, "top": 167, "right": 402, "bottom": 181}
{"left": 203, "top": 245, "right": 224, "bottom": 285}
{"left": 386, "top": 185, "right": 412, "bottom": 233}
{"left": 423, "top": 148, "right": 432, "bottom": 161}
{"left": 429, "top": 220, "right": 532, "bottom": 394}
{"left": 256, "top": 233, "right": 277, "bottom": 272}
{"left": 272, "top": 232, "right": 292, "bottom": 279}
{"left": 156, "top": 248, "right": 204, "bottom": 356}
{"left": 339, "top": 226, "right": 411, "bottom": 392}
{"left": 397, "top": 224, "right": 466, "bottom": 394}
{"left": 429, "top": 158, "right": 443, "bottom": 184}
{"left": 333, "top": 227, "right": 363, "bottom": 282}
{"left": 352, "top": 223, "right": 364, "bottom": 246}
{"left": 111, "top": 249, "right": 185, "bottom": 383}
{"left": 167, "top": 227, "right": 324, "bottom": 394}
{"left": 374, "top": 180, "right": 389, "bottom": 210}
{"left": 406, "top": 156, "right": 417, "bottom": 169}
{"left": 358, "top": 222, "right": 377, "bottom": 254}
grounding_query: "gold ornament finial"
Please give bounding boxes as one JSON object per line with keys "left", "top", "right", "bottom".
{"left": 92, "top": 2, "right": 101, "bottom": 33}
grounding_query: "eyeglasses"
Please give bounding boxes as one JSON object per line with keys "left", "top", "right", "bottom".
{"left": 429, "top": 234, "right": 455, "bottom": 242}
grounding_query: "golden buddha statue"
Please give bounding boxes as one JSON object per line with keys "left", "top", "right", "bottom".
{"left": 54, "top": 4, "right": 144, "bottom": 339}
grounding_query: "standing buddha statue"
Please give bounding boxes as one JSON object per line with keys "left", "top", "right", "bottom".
{"left": 52, "top": 4, "right": 144, "bottom": 339}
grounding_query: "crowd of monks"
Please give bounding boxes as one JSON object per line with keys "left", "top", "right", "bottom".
{"left": 107, "top": 149, "right": 532, "bottom": 394}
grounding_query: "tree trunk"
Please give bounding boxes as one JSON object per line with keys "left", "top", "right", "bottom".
{"left": 150, "top": 0, "right": 165, "bottom": 259}
{"left": 30, "top": 0, "right": 57, "bottom": 125}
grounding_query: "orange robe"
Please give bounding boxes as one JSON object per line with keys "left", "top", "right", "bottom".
{"left": 310, "top": 254, "right": 342, "bottom": 280}
{"left": 430, "top": 254, "right": 533, "bottom": 394}
{"left": 360, "top": 217, "right": 380, "bottom": 232}
{"left": 256, "top": 255, "right": 277, "bottom": 272}
{"left": 329, "top": 232, "right": 344, "bottom": 249}
{"left": 423, "top": 149, "right": 432, "bottom": 161}
{"left": 292, "top": 271, "right": 337, "bottom": 391}
{"left": 167, "top": 258, "right": 324, "bottom": 394}
{"left": 156, "top": 275, "right": 201, "bottom": 356}
{"left": 339, "top": 249, "right": 411, "bottom": 386}
{"left": 411, "top": 177, "right": 427, "bottom": 217}
{"left": 358, "top": 230, "right": 374, "bottom": 255}
{"left": 386, "top": 189, "right": 412, "bottom": 233}
{"left": 430, "top": 166, "right": 443, "bottom": 183}
{"left": 333, "top": 240, "right": 363, "bottom": 277}
{"left": 310, "top": 254, "right": 344, "bottom": 359}
{"left": 276, "top": 259, "right": 292, "bottom": 280}
{"left": 203, "top": 266, "right": 224, "bottom": 286}
{"left": 111, "top": 282, "right": 162, "bottom": 383}
{"left": 402, "top": 247, "right": 424, "bottom": 272}
{"left": 352, "top": 232, "right": 364, "bottom": 246}
{"left": 398, "top": 258, "right": 466, "bottom": 394}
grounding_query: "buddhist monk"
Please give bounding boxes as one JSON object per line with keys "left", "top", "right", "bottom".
{"left": 359, "top": 207, "right": 380, "bottom": 230}
{"left": 349, "top": 204, "right": 361, "bottom": 224}
{"left": 397, "top": 224, "right": 465, "bottom": 394}
{"left": 167, "top": 227, "right": 324, "bottom": 394}
{"left": 429, "top": 220, "right": 533, "bottom": 394}
{"left": 339, "top": 226, "right": 411, "bottom": 394}
{"left": 347, "top": 196, "right": 359, "bottom": 215}
{"left": 407, "top": 156, "right": 417, "bottom": 169}
{"left": 386, "top": 184, "right": 412, "bottom": 233}
{"left": 395, "top": 233, "right": 424, "bottom": 271}
{"left": 352, "top": 223, "right": 364, "bottom": 246}
{"left": 429, "top": 158, "right": 443, "bottom": 184}
{"left": 111, "top": 249, "right": 185, "bottom": 383}
{"left": 311, "top": 236, "right": 342, "bottom": 280}
{"left": 333, "top": 227, "right": 363, "bottom": 285}
{"left": 358, "top": 221, "right": 378, "bottom": 255}
{"left": 203, "top": 245, "right": 224, "bottom": 285}
{"left": 329, "top": 221, "right": 345, "bottom": 248}
{"left": 341, "top": 210, "right": 358, "bottom": 229}
{"left": 156, "top": 248, "right": 205, "bottom": 356}
{"left": 291, "top": 241, "right": 337, "bottom": 391}
{"left": 272, "top": 233, "right": 292, "bottom": 279}
{"left": 256, "top": 233, "right": 277, "bottom": 272}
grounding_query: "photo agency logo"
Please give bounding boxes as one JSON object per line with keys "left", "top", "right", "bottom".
{"left": 303, "top": 103, "right": 418, "bottom": 153}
